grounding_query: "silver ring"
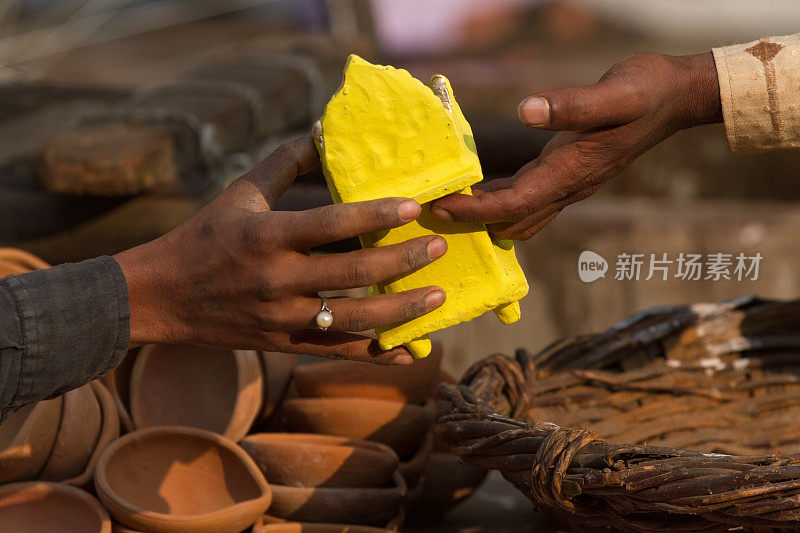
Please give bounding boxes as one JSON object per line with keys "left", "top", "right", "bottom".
{"left": 315, "top": 297, "right": 333, "bottom": 331}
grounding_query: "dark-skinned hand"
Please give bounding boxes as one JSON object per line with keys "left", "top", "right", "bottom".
{"left": 431, "top": 52, "right": 723, "bottom": 240}
{"left": 115, "top": 137, "right": 447, "bottom": 365}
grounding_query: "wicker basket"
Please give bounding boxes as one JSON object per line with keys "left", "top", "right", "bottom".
{"left": 437, "top": 296, "right": 800, "bottom": 531}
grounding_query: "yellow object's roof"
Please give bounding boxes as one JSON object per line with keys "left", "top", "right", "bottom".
{"left": 318, "top": 55, "right": 483, "bottom": 205}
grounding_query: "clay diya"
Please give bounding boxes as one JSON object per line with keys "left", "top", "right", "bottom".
{"left": 261, "top": 508, "right": 403, "bottom": 532}
{"left": 0, "top": 262, "right": 27, "bottom": 277}
{"left": 407, "top": 452, "right": 488, "bottom": 524}
{"left": 282, "top": 398, "right": 433, "bottom": 458}
{"left": 100, "top": 348, "right": 139, "bottom": 433}
{"left": 38, "top": 383, "right": 102, "bottom": 481}
{"left": 267, "top": 471, "right": 405, "bottom": 527}
{"left": 0, "top": 481, "right": 111, "bottom": 533}
{"left": 0, "top": 396, "right": 62, "bottom": 483}
{"left": 60, "top": 381, "right": 120, "bottom": 487}
{"left": 254, "top": 524, "right": 393, "bottom": 533}
{"left": 0, "top": 248, "right": 50, "bottom": 278}
{"left": 293, "top": 344, "right": 442, "bottom": 404}
{"left": 95, "top": 426, "right": 271, "bottom": 533}
{"left": 240, "top": 433, "right": 398, "bottom": 488}
{"left": 130, "top": 344, "right": 263, "bottom": 442}
{"left": 255, "top": 351, "right": 297, "bottom": 426}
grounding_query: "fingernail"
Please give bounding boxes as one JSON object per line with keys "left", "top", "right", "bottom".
{"left": 425, "top": 289, "right": 446, "bottom": 310}
{"left": 392, "top": 354, "right": 414, "bottom": 365}
{"left": 518, "top": 96, "right": 550, "bottom": 126}
{"left": 398, "top": 199, "right": 421, "bottom": 220}
{"left": 427, "top": 236, "right": 447, "bottom": 259}
{"left": 430, "top": 206, "right": 452, "bottom": 221}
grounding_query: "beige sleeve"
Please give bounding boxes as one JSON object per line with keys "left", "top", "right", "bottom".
{"left": 712, "top": 33, "right": 800, "bottom": 154}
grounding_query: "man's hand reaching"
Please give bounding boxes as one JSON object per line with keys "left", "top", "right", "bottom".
{"left": 431, "top": 52, "right": 723, "bottom": 240}
{"left": 115, "top": 137, "right": 447, "bottom": 365}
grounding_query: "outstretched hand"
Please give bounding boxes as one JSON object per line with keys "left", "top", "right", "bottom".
{"left": 116, "top": 137, "right": 447, "bottom": 364}
{"left": 431, "top": 52, "right": 722, "bottom": 240}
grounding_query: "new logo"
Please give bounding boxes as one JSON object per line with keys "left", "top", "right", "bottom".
{"left": 578, "top": 251, "right": 608, "bottom": 283}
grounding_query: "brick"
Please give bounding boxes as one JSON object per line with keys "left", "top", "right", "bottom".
{"left": 39, "top": 122, "right": 177, "bottom": 196}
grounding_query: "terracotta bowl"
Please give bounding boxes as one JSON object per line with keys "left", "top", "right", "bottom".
{"left": 0, "top": 481, "right": 111, "bottom": 533}
{"left": 0, "top": 396, "right": 62, "bottom": 483}
{"left": 130, "top": 344, "right": 263, "bottom": 442}
{"left": 39, "top": 383, "right": 102, "bottom": 481}
{"left": 255, "top": 352, "right": 297, "bottom": 427}
{"left": 268, "top": 471, "right": 405, "bottom": 527}
{"left": 292, "top": 343, "right": 442, "bottom": 404}
{"left": 240, "top": 433, "right": 398, "bottom": 488}
{"left": 100, "top": 348, "right": 139, "bottom": 433}
{"left": 407, "top": 452, "right": 488, "bottom": 524}
{"left": 0, "top": 248, "right": 50, "bottom": 277}
{"left": 260, "top": 507, "right": 403, "bottom": 532}
{"left": 0, "top": 262, "right": 28, "bottom": 277}
{"left": 62, "top": 380, "right": 120, "bottom": 487}
{"left": 254, "top": 523, "right": 393, "bottom": 533}
{"left": 282, "top": 398, "right": 434, "bottom": 458}
{"left": 95, "top": 426, "right": 271, "bottom": 533}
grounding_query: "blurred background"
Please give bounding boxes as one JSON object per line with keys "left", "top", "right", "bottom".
{"left": 2, "top": 0, "right": 800, "bottom": 377}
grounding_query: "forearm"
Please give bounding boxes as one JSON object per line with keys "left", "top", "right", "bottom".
{"left": 0, "top": 257, "right": 130, "bottom": 421}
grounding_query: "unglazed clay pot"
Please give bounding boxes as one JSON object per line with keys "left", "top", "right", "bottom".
{"left": 282, "top": 398, "right": 434, "bottom": 458}
{"left": 293, "top": 343, "right": 442, "bottom": 404}
{"left": 0, "top": 248, "right": 50, "bottom": 278}
{"left": 62, "top": 380, "right": 120, "bottom": 487}
{"left": 130, "top": 344, "right": 263, "bottom": 442}
{"left": 254, "top": 523, "right": 393, "bottom": 533}
{"left": 100, "top": 348, "right": 139, "bottom": 433}
{"left": 39, "top": 383, "right": 102, "bottom": 481}
{"left": 255, "top": 352, "right": 297, "bottom": 427}
{"left": 0, "top": 481, "right": 111, "bottom": 533}
{"left": 407, "top": 452, "right": 488, "bottom": 524}
{"left": 260, "top": 508, "right": 403, "bottom": 532}
{"left": 240, "top": 433, "right": 398, "bottom": 488}
{"left": 0, "top": 396, "right": 62, "bottom": 482}
{"left": 268, "top": 471, "right": 405, "bottom": 527}
{"left": 95, "top": 426, "right": 271, "bottom": 533}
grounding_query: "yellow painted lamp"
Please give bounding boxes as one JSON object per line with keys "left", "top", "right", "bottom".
{"left": 314, "top": 55, "right": 528, "bottom": 358}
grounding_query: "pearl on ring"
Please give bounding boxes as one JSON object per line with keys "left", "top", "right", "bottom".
{"left": 316, "top": 298, "right": 333, "bottom": 330}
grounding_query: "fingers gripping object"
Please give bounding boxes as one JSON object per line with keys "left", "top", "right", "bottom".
{"left": 313, "top": 55, "right": 529, "bottom": 358}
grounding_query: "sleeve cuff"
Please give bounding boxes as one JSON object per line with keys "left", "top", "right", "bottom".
{"left": 712, "top": 33, "right": 800, "bottom": 154}
{"left": 0, "top": 256, "right": 130, "bottom": 413}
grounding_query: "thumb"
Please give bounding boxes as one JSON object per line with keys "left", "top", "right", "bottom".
{"left": 238, "top": 136, "right": 320, "bottom": 208}
{"left": 431, "top": 184, "right": 525, "bottom": 225}
{"left": 518, "top": 79, "right": 643, "bottom": 131}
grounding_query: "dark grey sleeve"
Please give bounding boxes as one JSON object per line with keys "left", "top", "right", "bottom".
{"left": 0, "top": 256, "right": 130, "bottom": 422}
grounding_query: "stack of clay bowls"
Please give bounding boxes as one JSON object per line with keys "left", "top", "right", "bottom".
{"left": 285, "top": 345, "right": 488, "bottom": 525}
{"left": 0, "top": 380, "right": 119, "bottom": 487}
{"left": 283, "top": 344, "right": 446, "bottom": 524}
{"left": 94, "top": 426, "right": 271, "bottom": 533}
{"left": 0, "top": 248, "right": 50, "bottom": 277}
{"left": 104, "top": 344, "right": 296, "bottom": 438}
{"left": 241, "top": 433, "right": 405, "bottom": 530}
{"left": 0, "top": 481, "right": 111, "bottom": 533}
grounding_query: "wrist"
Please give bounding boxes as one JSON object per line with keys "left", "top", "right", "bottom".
{"left": 673, "top": 52, "right": 723, "bottom": 129}
{"left": 114, "top": 239, "right": 183, "bottom": 346}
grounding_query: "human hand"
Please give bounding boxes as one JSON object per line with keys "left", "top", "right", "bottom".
{"left": 115, "top": 137, "right": 447, "bottom": 364}
{"left": 431, "top": 52, "right": 722, "bottom": 240}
